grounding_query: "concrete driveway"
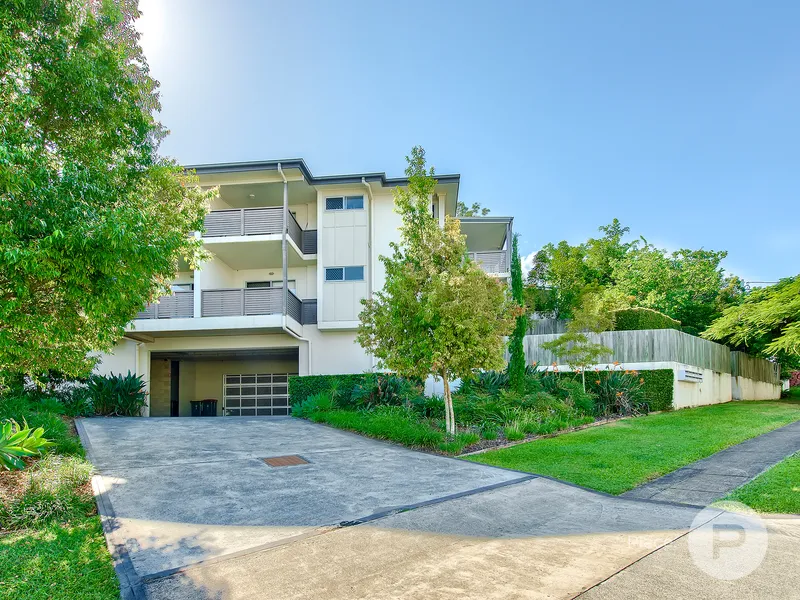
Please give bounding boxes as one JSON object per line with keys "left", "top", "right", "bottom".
{"left": 78, "top": 417, "right": 748, "bottom": 600}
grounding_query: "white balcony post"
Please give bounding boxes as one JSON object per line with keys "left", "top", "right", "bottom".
{"left": 281, "top": 165, "right": 288, "bottom": 316}
{"left": 192, "top": 231, "right": 202, "bottom": 318}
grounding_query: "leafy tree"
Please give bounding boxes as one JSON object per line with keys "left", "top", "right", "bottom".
{"left": 526, "top": 220, "right": 744, "bottom": 333}
{"left": 507, "top": 234, "right": 527, "bottom": 392}
{"left": 541, "top": 285, "right": 616, "bottom": 389}
{"left": 612, "top": 244, "right": 743, "bottom": 334}
{"left": 455, "top": 201, "right": 490, "bottom": 217}
{"left": 0, "top": 0, "right": 212, "bottom": 384}
{"left": 358, "top": 147, "right": 516, "bottom": 436}
{"left": 703, "top": 275, "right": 800, "bottom": 373}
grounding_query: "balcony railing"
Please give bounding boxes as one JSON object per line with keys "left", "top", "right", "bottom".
{"left": 201, "top": 288, "right": 317, "bottom": 324}
{"left": 136, "top": 291, "right": 194, "bottom": 319}
{"left": 469, "top": 251, "right": 509, "bottom": 274}
{"left": 203, "top": 208, "right": 317, "bottom": 254}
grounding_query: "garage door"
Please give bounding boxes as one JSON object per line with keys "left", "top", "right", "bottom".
{"left": 223, "top": 373, "right": 297, "bottom": 416}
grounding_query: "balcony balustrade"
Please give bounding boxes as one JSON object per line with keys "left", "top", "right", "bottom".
{"left": 203, "top": 207, "right": 317, "bottom": 253}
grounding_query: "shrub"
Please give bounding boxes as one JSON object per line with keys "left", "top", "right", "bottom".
{"left": 613, "top": 308, "right": 681, "bottom": 331}
{"left": 439, "top": 432, "right": 480, "bottom": 454}
{"left": 87, "top": 372, "right": 146, "bottom": 416}
{"left": 291, "top": 374, "right": 405, "bottom": 409}
{"left": 310, "top": 406, "right": 444, "bottom": 449}
{"left": 292, "top": 392, "right": 336, "bottom": 418}
{"left": 0, "top": 420, "right": 54, "bottom": 470}
{"left": 480, "top": 423, "right": 499, "bottom": 440}
{"left": 350, "top": 374, "right": 420, "bottom": 409}
{"left": 460, "top": 371, "right": 509, "bottom": 396}
{"left": 590, "top": 367, "right": 646, "bottom": 416}
{"left": 556, "top": 379, "right": 596, "bottom": 415}
{"left": 0, "top": 397, "right": 82, "bottom": 456}
{"left": 0, "top": 455, "right": 94, "bottom": 530}
{"left": 504, "top": 423, "right": 525, "bottom": 441}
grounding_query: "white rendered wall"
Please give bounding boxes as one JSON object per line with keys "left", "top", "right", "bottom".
{"left": 317, "top": 187, "right": 370, "bottom": 326}
{"left": 732, "top": 377, "right": 782, "bottom": 401}
{"left": 93, "top": 338, "right": 138, "bottom": 377}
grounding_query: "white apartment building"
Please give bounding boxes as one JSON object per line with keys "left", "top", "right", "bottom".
{"left": 96, "top": 159, "right": 512, "bottom": 417}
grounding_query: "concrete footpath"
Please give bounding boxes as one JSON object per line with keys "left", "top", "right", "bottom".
{"left": 622, "top": 420, "right": 800, "bottom": 506}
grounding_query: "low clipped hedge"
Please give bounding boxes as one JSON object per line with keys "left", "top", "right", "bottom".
{"left": 638, "top": 369, "right": 674, "bottom": 411}
{"left": 613, "top": 307, "right": 681, "bottom": 331}
{"left": 289, "top": 374, "right": 374, "bottom": 409}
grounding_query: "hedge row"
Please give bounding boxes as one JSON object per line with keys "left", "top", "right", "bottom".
{"left": 289, "top": 374, "right": 373, "bottom": 408}
{"left": 613, "top": 307, "right": 681, "bottom": 332}
{"left": 637, "top": 369, "right": 674, "bottom": 411}
{"left": 566, "top": 368, "right": 675, "bottom": 412}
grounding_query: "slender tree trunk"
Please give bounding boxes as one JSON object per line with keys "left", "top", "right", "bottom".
{"left": 442, "top": 373, "right": 455, "bottom": 437}
{"left": 582, "top": 369, "right": 586, "bottom": 392}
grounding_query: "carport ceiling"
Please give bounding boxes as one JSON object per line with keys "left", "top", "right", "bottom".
{"left": 150, "top": 348, "right": 298, "bottom": 362}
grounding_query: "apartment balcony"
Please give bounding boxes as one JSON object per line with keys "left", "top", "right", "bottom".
{"left": 469, "top": 251, "right": 509, "bottom": 275}
{"left": 136, "top": 291, "right": 194, "bottom": 319}
{"left": 203, "top": 208, "right": 317, "bottom": 254}
{"left": 201, "top": 287, "right": 317, "bottom": 324}
{"left": 134, "top": 289, "right": 316, "bottom": 324}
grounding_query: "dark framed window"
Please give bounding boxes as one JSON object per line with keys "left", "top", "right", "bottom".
{"left": 325, "top": 195, "right": 364, "bottom": 211}
{"left": 325, "top": 266, "right": 364, "bottom": 282}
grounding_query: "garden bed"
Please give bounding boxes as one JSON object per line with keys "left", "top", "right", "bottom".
{"left": 292, "top": 366, "right": 653, "bottom": 456}
{"left": 0, "top": 393, "right": 118, "bottom": 600}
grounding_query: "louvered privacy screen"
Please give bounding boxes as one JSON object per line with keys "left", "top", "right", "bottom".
{"left": 468, "top": 251, "right": 508, "bottom": 273}
{"left": 136, "top": 291, "right": 194, "bottom": 319}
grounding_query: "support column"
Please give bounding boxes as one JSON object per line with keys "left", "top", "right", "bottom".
{"left": 506, "top": 220, "right": 513, "bottom": 274}
{"left": 282, "top": 174, "right": 289, "bottom": 315}
{"left": 192, "top": 231, "right": 202, "bottom": 318}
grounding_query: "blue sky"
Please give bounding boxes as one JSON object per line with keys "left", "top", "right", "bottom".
{"left": 138, "top": 0, "right": 799, "bottom": 283}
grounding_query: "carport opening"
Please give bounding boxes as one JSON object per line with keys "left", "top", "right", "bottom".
{"left": 149, "top": 348, "right": 299, "bottom": 417}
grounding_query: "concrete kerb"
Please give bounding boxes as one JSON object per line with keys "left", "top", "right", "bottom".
{"left": 76, "top": 418, "right": 147, "bottom": 600}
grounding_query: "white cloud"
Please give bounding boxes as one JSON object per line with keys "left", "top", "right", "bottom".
{"left": 521, "top": 251, "right": 537, "bottom": 274}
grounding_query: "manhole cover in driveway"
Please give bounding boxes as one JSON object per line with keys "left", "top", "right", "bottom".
{"left": 263, "top": 455, "right": 309, "bottom": 467}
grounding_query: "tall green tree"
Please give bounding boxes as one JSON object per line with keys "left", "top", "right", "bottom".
{"left": 0, "top": 0, "right": 212, "bottom": 383}
{"left": 507, "top": 234, "right": 527, "bottom": 391}
{"left": 358, "top": 147, "right": 516, "bottom": 436}
{"left": 611, "top": 244, "right": 744, "bottom": 334}
{"left": 455, "top": 201, "right": 490, "bottom": 217}
{"left": 703, "top": 275, "right": 800, "bottom": 373}
{"left": 526, "top": 220, "right": 744, "bottom": 333}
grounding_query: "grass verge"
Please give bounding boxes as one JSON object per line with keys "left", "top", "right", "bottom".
{"left": 467, "top": 399, "right": 800, "bottom": 495}
{"left": 725, "top": 452, "right": 800, "bottom": 514}
{"left": 1, "top": 396, "right": 118, "bottom": 600}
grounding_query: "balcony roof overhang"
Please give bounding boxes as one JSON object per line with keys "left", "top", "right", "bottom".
{"left": 459, "top": 216, "right": 513, "bottom": 252}
{"left": 185, "top": 159, "right": 460, "bottom": 206}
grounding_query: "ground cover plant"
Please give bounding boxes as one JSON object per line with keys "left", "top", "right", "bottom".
{"left": 0, "top": 390, "right": 118, "bottom": 599}
{"left": 725, "top": 452, "right": 800, "bottom": 514}
{"left": 468, "top": 399, "right": 800, "bottom": 494}
{"left": 291, "top": 363, "right": 651, "bottom": 455}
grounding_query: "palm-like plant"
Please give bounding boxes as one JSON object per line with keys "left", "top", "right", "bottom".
{"left": 0, "top": 420, "right": 54, "bottom": 470}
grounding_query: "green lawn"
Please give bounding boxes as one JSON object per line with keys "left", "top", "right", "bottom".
{"left": 468, "top": 399, "right": 800, "bottom": 495}
{"left": 0, "top": 517, "right": 118, "bottom": 600}
{"left": 0, "top": 396, "right": 119, "bottom": 600}
{"left": 726, "top": 452, "right": 800, "bottom": 514}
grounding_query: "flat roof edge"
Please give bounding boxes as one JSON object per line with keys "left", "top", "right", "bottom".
{"left": 184, "top": 159, "right": 459, "bottom": 187}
